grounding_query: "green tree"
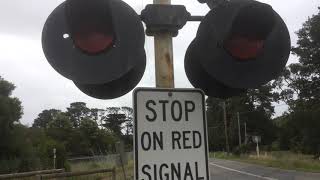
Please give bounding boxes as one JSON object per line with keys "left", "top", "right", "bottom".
{"left": 66, "top": 102, "right": 90, "bottom": 128}
{"left": 102, "top": 107, "right": 126, "bottom": 136}
{"left": 89, "top": 108, "right": 105, "bottom": 128}
{"left": 32, "top": 109, "right": 62, "bottom": 128}
{"left": 0, "top": 76, "right": 23, "bottom": 137}
{"left": 121, "top": 106, "right": 133, "bottom": 135}
{"left": 275, "top": 8, "right": 320, "bottom": 156}
{"left": 206, "top": 83, "right": 278, "bottom": 151}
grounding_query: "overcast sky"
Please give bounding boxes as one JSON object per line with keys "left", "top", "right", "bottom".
{"left": 0, "top": 0, "right": 319, "bottom": 125}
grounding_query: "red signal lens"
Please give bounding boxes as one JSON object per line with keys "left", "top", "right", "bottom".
{"left": 224, "top": 4, "right": 275, "bottom": 60}
{"left": 65, "top": 0, "right": 115, "bottom": 55}
{"left": 74, "top": 30, "right": 114, "bottom": 54}
{"left": 225, "top": 36, "right": 264, "bottom": 60}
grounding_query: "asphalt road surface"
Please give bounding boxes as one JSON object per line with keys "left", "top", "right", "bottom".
{"left": 210, "top": 158, "right": 320, "bottom": 180}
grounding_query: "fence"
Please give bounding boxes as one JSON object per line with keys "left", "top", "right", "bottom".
{"left": 68, "top": 152, "right": 133, "bottom": 165}
{"left": 0, "top": 169, "right": 64, "bottom": 179}
{"left": 37, "top": 167, "right": 116, "bottom": 180}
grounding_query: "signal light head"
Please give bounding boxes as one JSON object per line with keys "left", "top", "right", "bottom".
{"left": 224, "top": 4, "right": 276, "bottom": 60}
{"left": 42, "top": 0, "right": 146, "bottom": 99}
{"left": 185, "top": 0, "right": 291, "bottom": 98}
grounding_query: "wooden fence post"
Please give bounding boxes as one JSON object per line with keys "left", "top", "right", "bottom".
{"left": 112, "top": 167, "right": 116, "bottom": 180}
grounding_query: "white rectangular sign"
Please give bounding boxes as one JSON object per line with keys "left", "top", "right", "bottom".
{"left": 134, "top": 88, "right": 209, "bottom": 180}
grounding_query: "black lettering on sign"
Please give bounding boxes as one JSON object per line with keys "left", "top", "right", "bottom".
{"left": 153, "top": 132, "right": 163, "bottom": 150}
{"left": 185, "top": 101, "right": 195, "bottom": 121}
{"left": 183, "top": 131, "right": 192, "bottom": 149}
{"left": 141, "top": 132, "right": 163, "bottom": 151}
{"left": 142, "top": 165, "right": 151, "bottom": 180}
{"left": 171, "top": 100, "right": 182, "bottom": 121}
{"left": 195, "top": 162, "right": 205, "bottom": 180}
{"left": 141, "top": 162, "right": 204, "bottom": 180}
{"left": 171, "top": 163, "right": 181, "bottom": 180}
{"left": 154, "top": 164, "right": 158, "bottom": 180}
{"left": 146, "top": 100, "right": 157, "bottom": 122}
{"left": 172, "top": 131, "right": 202, "bottom": 150}
{"left": 160, "top": 164, "right": 169, "bottom": 180}
{"left": 159, "top": 100, "right": 169, "bottom": 121}
{"left": 193, "top": 131, "right": 202, "bottom": 149}
{"left": 184, "top": 162, "right": 193, "bottom": 180}
{"left": 141, "top": 132, "right": 152, "bottom": 151}
{"left": 172, "top": 131, "right": 181, "bottom": 150}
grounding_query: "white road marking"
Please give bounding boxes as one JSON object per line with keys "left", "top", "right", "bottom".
{"left": 210, "top": 163, "right": 278, "bottom": 180}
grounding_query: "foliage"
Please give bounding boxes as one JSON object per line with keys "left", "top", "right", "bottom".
{"left": 102, "top": 114, "right": 126, "bottom": 137}
{"left": 232, "top": 144, "right": 251, "bottom": 156}
{"left": 66, "top": 102, "right": 90, "bottom": 128}
{"left": 121, "top": 106, "right": 134, "bottom": 135}
{"left": 0, "top": 76, "right": 23, "bottom": 137}
{"left": 277, "top": 107, "right": 320, "bottom": 155}
{"left": 274, "top": 8, "right": 320, "bottom": 156}
{"left": 32, "top": 109, "right": 62, "bottom": 128}
{"left": 0, "top": 76, "right": 134, "bottom": 173}
{"left": 0, "top": 77, "right": 31, "bottom": 173}
{"left": 31, "top": 103, "right": 131, "bottom": 158}
{"left": 206, "top": 83, "right": 278, "bottom": 152}
{"left": 37, "top": 137, "right": 68, "bottom": 170}
{"left": 0, "top": 125, "right": 40, "bottom": 173}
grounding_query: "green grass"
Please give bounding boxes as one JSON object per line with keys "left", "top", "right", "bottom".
{"left": 210, "top": 151, "right": 320, "bottom": 173}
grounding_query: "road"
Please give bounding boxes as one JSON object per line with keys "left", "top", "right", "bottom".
{"left": 210, "top": 158, "right": 320, "bottom": 180}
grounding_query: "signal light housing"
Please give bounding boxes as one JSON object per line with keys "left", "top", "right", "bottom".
{"left": 42, "top": 0, "right": 146, "bottom": 99}
{"left": 185, "top": 40, "right": 246, "bottom": 98}
{"left": 185, "top": 0, "right": 291, "bottom": 98}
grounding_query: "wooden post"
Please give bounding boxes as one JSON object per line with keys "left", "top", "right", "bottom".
{"left": 36, "top": 175, "right": 42, "bottom": 180}
{"left": 244, "top": 122, "right": 247, "bottom": 144}
{"left": 256, "top": 141, "right": 260, "bottom": 158}
{"left": 153, "top": 0, "right": 174, "bottom": 88}
{"left": 53, "top": 148, "right": 56, "bottom": 169}
{"left": 112, "top": 167, "right": 116, "bottom": 180}
{"left": 116, "top": 141, "right": 126, "bottom": 180}
{"left": 222, "top": 101, "right": 230, "bottom": 154}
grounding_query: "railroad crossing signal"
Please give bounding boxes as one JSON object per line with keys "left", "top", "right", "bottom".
{"left": 42, "top": 0, "right": 290, "bottom": 99}
{"left": 42, "top": 0, "right": 146, "bottom": 99}
{"left": 184, "top": 0, "right": 290, "bottom": 98}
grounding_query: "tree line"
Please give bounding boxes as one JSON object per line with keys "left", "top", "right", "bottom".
{"left": 0, "top": 79, "right": 133, "bottom": 173}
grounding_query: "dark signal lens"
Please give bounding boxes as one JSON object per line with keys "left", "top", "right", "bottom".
{"left": 74, "top": 29, "right": 114, "bottom": 54}
{"left": 225, "top": 36, "right": 264, "bottom": 60}
{"left": 66, "top": 0, "right": 115, "bottom": 55}
{"left": 224, "top": 4, "right": 275, "bottom": 60}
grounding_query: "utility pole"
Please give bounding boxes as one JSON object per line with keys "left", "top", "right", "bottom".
{"left": 244, "top": 122, "right": 247, "bottom": 144}
{"left": 237, "top": 112, "right": 242, "bottom": 147}
{"left": 222, "top": 101, "right": 230, "bottom": 154}
{"left": 153, "top": 0, "right": 174, "bottom": 88}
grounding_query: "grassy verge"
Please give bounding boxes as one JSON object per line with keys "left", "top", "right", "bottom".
{"left": 210, "top": 151, "right": 320, "bottom": 173}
